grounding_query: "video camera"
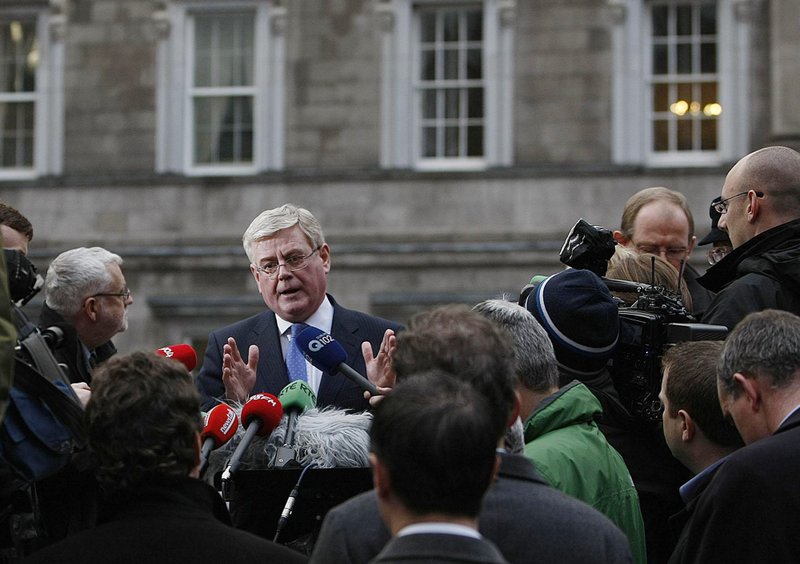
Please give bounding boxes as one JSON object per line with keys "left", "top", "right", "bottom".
{"left": 557, "top": 219, "right": 727, "bottom": 421}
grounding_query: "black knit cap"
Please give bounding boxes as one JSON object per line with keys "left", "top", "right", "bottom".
{"left": 524, "top": 268, "right": 619, "bottom": 376}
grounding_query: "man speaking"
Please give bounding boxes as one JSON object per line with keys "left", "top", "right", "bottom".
{"left": 197, "top": 204, "right": 401, "bottom": 412}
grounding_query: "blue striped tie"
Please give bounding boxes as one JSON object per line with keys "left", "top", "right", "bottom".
{"left": 286, "top": 323, "right": 308, "bottom": 382}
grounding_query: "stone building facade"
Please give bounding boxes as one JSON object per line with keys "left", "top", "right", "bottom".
{"left": 0, "top": 0, "right": 796, "bottom": 363}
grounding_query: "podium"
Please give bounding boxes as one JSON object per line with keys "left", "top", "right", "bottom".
{"left": 217, "top": 467, "right": 374, "bottom": 552}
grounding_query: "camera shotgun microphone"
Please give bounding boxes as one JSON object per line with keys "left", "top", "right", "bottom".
{"left": 275, "top": 381, "right": 317, "bottom": 468}
{"left": 294, "top": 326, "right": 380, "bottom": 397}
{"left": 221, "top": 394, "right": 282, "bottom": 499}
{"left": 198, "top": 404, "right": 239, "bottom": 478}
{"left": 155, "top": 344, "right": 198, "bottom": 372}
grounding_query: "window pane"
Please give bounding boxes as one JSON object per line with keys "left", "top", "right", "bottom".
{"left": 652, "top": 45, "right": 668, "bottom": 75}
{"left": 0, "top": 102, "right": 34, "bottom": 167}
{"left": 701, "top": 118, "right": 717, "bottom": 150}
{"left": 467, "top": 125, "right": 482, "bottom": 156}
{"left": 193, "top": 96, "right": 253, "bottom": 164}
{"left": 444, "top": 126, "right": 459, "bottom": 157}
{"left": 677, "top": 119, "right": 693, "bottom": 151}
{"left": 444, "top": 49, "right": 458, "bottom": 80}
{"left": 466, "top": 48, "right": 481, "bottom": 80}
{"left": 700, "top": 82, "right": 718, "bottom": 106}
{"left": 652, "top": 6, "right": 668, "bottom": 36}
{"left": 423, "top": 126, "right": 437, "bottom": 157}
{"left": 677, "top": 44, "right": 692, "bottom": 74}
{"left": 467, "top": 88, "right": 483, "bottom": 118}
{"left": 0, "top": 20, "right": 37, "bottom": 94}
{"left": 423, "top": 89, "right": 437, "bottom": 119}
{"left": 653, "top": 84, "right": 669, "bottom": 112}
{"left": 676, "top": 6, "right": 693, "bottom": 36}
{"left": 466, "top": 11, "right": 482, "bottom": 41}
{"left": 653, "top": 120, "right": 669, "bottom": 152}
{"left": 421, "top": 12, "right": 436, "bottom": 43}
{"left": 700, "top": 42, "right": 716, "bottom": 73}
{"left": 445, "top": 89, "right": 459, "bottom": 119}
{"left": 700, "top": 5, "right": 716, "bottom": 35}
{"left": 421, "top": 49, "right": 435, "bottom": 81}
{"left": 193, "top": 12, "right": 254, "bottom": 87}
{"left": 443, "top": 12, "right": 459, "bottom": 42}
{"left": 677, "top": 82, "right": 693, "bottom": 102}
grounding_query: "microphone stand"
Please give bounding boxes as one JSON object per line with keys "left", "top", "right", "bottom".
{"left": 273, "top": 463, "right": 316, "bottom": 543}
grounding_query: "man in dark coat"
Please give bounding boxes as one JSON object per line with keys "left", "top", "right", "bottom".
{"left": 22, "top": 351, "right": 306, "bottom": 564}
{"left": 197, "top": 204, "right": 400, "bottom": 412}
{"left": 676, "top": 310, "right": 800, "bottom": 563}
{"left": 698, "top": 145, "right": 800, "bottom": 329}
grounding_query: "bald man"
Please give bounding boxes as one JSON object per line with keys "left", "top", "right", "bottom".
{"left": 697, "top": 146, "right": 800, "bottom": 329}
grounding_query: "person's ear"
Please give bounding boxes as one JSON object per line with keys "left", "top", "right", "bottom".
{"left": 735, "top": 373, "right": 761, "bottom": 412}
{"left": 370, "top": 453, "right": 391, "bottom": 501}
{"left": 613, "top": 230, "right": 630, "bottom": 246}
{"left": 746, "top": 190, "right": 762, "bottom": 223}
{"left": 83, "top": 296, "right": 99, "bottom": 322}
{"left": 687, "top": 235, "right": 697, "bottom": 256}
{"left": 677, "top": 409, "right": 695, "bottom": 442}
{"left": 190, "top": 431, "right": 202, "bottom": 478}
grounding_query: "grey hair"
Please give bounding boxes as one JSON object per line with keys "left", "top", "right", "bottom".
{"left": 242, "top": 203, "right": 326, "bottom": 264}
{"left": 45, "top": 247, "right": 123, "bottom": 318}
{"left": 473, "top": 299, "right": 559, "bottom": 393}
{"left": 718, "top": 309, "right": 800, "bottom": 397}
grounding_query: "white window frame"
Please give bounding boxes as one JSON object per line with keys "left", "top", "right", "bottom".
{"left": 609, "top": 0, "right": 752, "bottom": 167}
{"left": 156, "top": 1, "right": 285, "bottom": 176}
{"left": 377, "top": 0, "right": 515, "bottom": 170}
{"left": 0, "top": 5, "right": 63, "bottom": 180}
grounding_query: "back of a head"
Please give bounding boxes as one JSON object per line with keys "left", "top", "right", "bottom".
{"left": 0, "top": 202, "right": 33, "bottom": 242}
{"left": 662, "top": 341, "right": 742, "bottom": 448}
{"left": 87, "top": 351, "right": 202, "bottom": 493}
{"left": 473, "top": 299, "right": 559, "bottom": 394}
{"left": 392, "top": 304, "right": 516, "bottom": 437}
{"left": 45, "top": 246, "right": 123, "bottom": 317}
{"left": 718, "top": 309, "right": 800, "bottom": 398}
{"left": 620, "top": 186, "right": 695, "bottom": 241}
{"left": 739, "top": 145, "right": 800, "bottom": 221}
{"left": 242, "top": 203, "right": 325, "bottom": 263}
{"left": 607, "top": 248, "right": 693, "bottom": 311}
{"left": 523, "top": 269, "right": 619, "bottom": 380}
{"left": 370, "top": 371, "right": 498, "bottom": 518}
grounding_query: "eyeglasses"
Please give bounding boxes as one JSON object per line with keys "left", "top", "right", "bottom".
{"left": 713, "top": 191, "right": 764, "bottom": 215}
{"left": 92, "top": 287, "right": 131, "bottom": 301}
{"left": 255, "top": 247, "right": 320, "bottom": 279}
{"left": 634, "top": 244, "right": 688, "bottom": 261}
{"left": 707, "top": 247, "right": 730, "bottom": 265}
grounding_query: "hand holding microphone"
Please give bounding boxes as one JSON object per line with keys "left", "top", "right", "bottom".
{"left": 198, "top": 403, "right": 239, "bottom": 478}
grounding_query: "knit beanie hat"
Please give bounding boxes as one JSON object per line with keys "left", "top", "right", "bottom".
{"left": 523, "top": 268, "right": 619, "bottom": 376}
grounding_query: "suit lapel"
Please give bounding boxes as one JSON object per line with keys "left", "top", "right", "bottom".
{"left": 317, "top": 299, "right": 361, "bottom": 406}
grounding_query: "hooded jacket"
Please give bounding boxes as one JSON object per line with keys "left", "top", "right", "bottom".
{"left": 698, "top": 218, "right": 800, "bottom": 329}
{"left": 523, "top": 381, "right": 647, "bottom": 564}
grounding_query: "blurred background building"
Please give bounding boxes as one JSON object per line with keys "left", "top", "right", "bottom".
{"left": 0, "top": 0, "right": 796, "bottom": 364}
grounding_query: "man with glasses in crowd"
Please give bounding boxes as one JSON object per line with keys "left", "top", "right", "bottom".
{"left": 35, "top": 246, "right": 133, "bottom": 545}
{"left": 697, "top": 145, "right": 800, "bottom": 329}
{"left": 197, "top": 203, "right": 401, "bottom": 412}
{"left": 613, "top": 186, "right": 715, "bottom": 319}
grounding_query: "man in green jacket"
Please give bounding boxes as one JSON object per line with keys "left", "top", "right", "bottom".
{"left": 521, "top": 271, "right": 647, "bottom": 564}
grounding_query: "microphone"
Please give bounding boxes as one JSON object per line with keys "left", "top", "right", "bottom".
{"left": 221, "top": 394, "right": 283, "bottom": 498}
{"left": 294, "top": 326, "right": 380, "bottom": 396}
{"left": 198, "top": 404, "right": 239, "bottom": 478}
{"left": 275, "top": 381, "right": 317, "bottom": 468}
{"left": 155, "top": 344, "right": 197, "bottom": 372}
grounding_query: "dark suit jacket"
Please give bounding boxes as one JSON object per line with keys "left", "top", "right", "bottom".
{"left": 21, "top": 477, "right": 307, "bottom": 564}
{"left": 310, "top": 453, "right": 633, "bottom": 564}
{"left": 370, "top": 533, "right": 507, "bottom": 564}
{"left": 677, "top": 409, "right": 800, "bottom": 563}
{"left": 197, "top": 295, "right": 401, "bottom": 411}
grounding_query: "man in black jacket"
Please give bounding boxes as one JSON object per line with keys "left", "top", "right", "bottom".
{"left": 676, "top": 310, "right": 800, "bottom": 563}
{"left": 22, "top": 351, "right": 306, "bottom": 564}
{"left": 698, "top": 145, "right": 800, "bottom": 329}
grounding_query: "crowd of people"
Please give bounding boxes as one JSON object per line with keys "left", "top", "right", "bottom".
{"left": 1, "top": 144, "right": 800, "bottom": 563}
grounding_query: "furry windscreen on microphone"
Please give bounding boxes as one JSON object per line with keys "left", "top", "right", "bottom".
{"left": 205, "top": 406, "right": 372, "bottom": 480}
